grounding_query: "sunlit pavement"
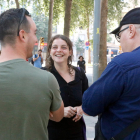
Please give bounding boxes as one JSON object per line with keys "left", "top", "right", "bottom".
{"left": 84, "top": 115, "right": 97, "bottom": 140}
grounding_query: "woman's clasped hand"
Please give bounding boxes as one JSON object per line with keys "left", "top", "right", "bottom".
{"left": 64, "top": 106, "right": 83, "bottom": 122}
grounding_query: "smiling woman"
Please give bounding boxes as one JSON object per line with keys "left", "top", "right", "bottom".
{"left": 42, "top": 34, "right": 89, "bottom": 140}
{"left": 50, "top": 38, "right": 71, "bottom": 66}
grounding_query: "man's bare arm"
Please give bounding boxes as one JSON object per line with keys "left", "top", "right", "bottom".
{"left": 33, "top": 56, "right": 39, "bottom": 62}
{"left": 49, "top": 101, "right": 64, "bottom": 122}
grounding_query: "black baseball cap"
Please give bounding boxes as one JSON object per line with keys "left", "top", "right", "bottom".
{"left": 110, "top": 7, "right": 140, "bottom": 34}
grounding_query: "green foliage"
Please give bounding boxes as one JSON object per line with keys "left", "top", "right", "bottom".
{"left": 70, "top": 0, "right": 94, "bottom": 32}
{"left": 53, "top": 0, "right": 64, "bottom": 25}
{"left": 108, "top": 0, "right": 127, "bottom": 25}
{"left": 32, "top": 5, "right": 48, "bottom": 42}
{"left": 42, "top": 0, "right": 49, "bottom": 15}
{"left": 107, "top": 34, "right": 112, "bottom": 43}
{"left": 133, "top": 0, "right": 138, "bottom": 6}
{"left": 2, "top": 0, "right": 139, "bottom": 42}
{"left": 0, "top": 0, "right": 48, "bottom": 42}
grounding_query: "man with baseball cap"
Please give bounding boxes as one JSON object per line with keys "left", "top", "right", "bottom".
{"left": 82, "top": 7, "right": 140, "bottom": 140}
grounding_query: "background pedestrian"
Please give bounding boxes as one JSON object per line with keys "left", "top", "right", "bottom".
{"left": 77, "top": 56, "right": 86, "bottom": 73}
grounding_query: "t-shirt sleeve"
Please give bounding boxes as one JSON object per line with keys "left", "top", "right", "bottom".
{"left": 48, "top": 73, "right": 62, "bottom": 112}
{"left": 82, "top": 61, "right": 125, "bottom": 116}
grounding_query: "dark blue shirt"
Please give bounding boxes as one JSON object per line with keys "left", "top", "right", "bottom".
{"left": 82, "top": 46, "right": 140, "bottom": 140}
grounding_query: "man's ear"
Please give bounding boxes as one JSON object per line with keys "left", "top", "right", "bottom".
{"left": 18, "top": 30, "right": 27, "bottom": 42}
{"left": 129, "top": 24, "right": 136, "bottom": 39}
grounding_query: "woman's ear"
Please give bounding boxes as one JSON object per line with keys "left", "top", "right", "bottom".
{"left": 69, "top": 50, "right": 72, "bottom": 56}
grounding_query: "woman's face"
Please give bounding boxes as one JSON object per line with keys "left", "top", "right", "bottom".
{"left": 80, "top": 57, "right": 83, "bottom": 61}
{"left": 50, "top": 38, "right": 72, "bottom": 64}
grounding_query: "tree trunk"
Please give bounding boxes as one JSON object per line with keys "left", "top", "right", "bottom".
{"left": 87, "top": 16, "right": 91, "bottom": 64}
{"left": 15, "top": 0, "right": 20, "bottom": 8}
{"left": 47, "top": 0, "right": 54, "bottom": 45}
{"left": 64, "top": 0, "right": 72, "bottom": 37}
{"left": 98, "top": 0, "right": 108, "bottom": 77}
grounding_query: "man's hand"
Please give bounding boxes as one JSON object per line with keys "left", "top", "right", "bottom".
{"left": 64, "top": 106, "right": 77, "bottom": 118}
{"left": 73, "top": 106, "right": 83, "bottom": 122}
{"left": 38, "top": 53, "right": 40, "bottom": 58}
{"left": 33, "top": 54, "right": 39, "bottom": 62}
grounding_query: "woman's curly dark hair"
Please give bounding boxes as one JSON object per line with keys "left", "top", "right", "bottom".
{"left": 79, "top": 56, "right": 84, "bottom": 60}
{"left": 46, "top": 34, "right": 74, "bottom": 74}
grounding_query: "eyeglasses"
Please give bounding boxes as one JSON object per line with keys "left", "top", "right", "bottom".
{"left": 115, "top": 26, "right": 129, "bottom": 42}
{"left": 17, "top": 8, "right": 29, "bottom": 36}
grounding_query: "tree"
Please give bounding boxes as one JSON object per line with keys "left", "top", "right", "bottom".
{"left": 64, "top": 0, "right": 72, "bottom": 37}
{"left": 98, "top": 0, "right": 108, "bottom": 77}
{"left": 70, "top": 0, "right": 94, "bottom": 32}
{"left": 70, "top": 0, "right": 94, "bottom": 63}
{"left": 15, "top": 0, "right": 20, "bottom": 8}
{"left": 47, "top": 0, "right": 54, "bottom": 44}
{"left": 32, "top": 12, "right": 48, "bottom": 42}
{"left": 108, "top": 0, "right": 127, "bottom": 26}
{"left": 133, "top": 0, "right": 138, "bottom": 7}
{"left": 96, "top": 0, "right": 127, "bottom": 77}
{"left": 53, "top": 0, "right": 64, "bottom": 24}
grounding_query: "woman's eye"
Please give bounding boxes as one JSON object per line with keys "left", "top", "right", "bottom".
{"left": 52, "top": 46, "right": 57, "bottom": 49}
{"left": 62, "top": 47, "right": 67, "bottom": 49}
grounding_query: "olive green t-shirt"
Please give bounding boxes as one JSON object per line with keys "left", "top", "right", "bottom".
{"left": 0, "top": 59, "right": 62, "bottom": 140}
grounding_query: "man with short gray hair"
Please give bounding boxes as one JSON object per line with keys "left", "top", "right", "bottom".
{"left": 0, "top": 8, "right": 64, "bottom": 140}
{"left": 82, "top": 7, "right": 140, "bottom": 140}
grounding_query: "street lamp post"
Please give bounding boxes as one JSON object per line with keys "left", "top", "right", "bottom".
{"left": 93, "top": 0, "right": 101, "bottom": 82}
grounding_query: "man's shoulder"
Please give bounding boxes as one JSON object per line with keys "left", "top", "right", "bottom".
{"left": 30, "top": 66, "right": 53, "bottom": 77}
{"left": 33, "top": 54, "right": 38, "bottom": 58}
{"left": 112, "top": 53, "right": 129, "bottom": 64}
{"left": 111, "top": 50, "right": 140, "bottom": 71}
{"left": 26, "top": 65, "right": 57, "bottom": 88}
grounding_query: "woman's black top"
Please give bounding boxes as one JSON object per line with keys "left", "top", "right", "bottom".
{"left": 47, "top": 66, "right": 88, "bottom": 140}
{"left": 77, "top": 60, "right": 86, "bottom": 71}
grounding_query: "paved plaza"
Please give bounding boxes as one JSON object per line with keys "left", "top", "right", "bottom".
{"left": 84, "top": 115, "right": 97, "bottom": 140}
